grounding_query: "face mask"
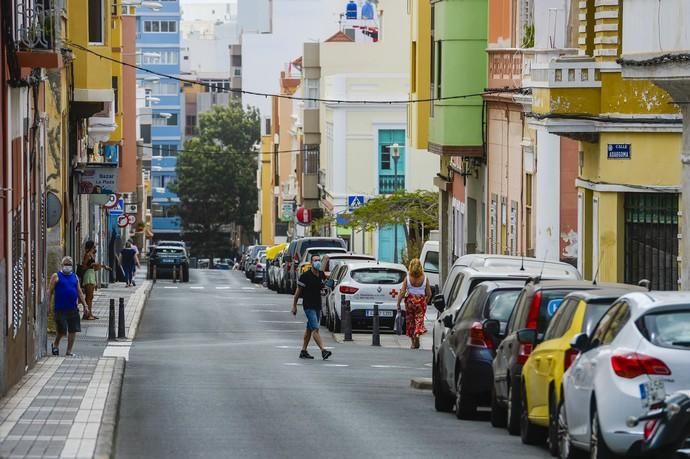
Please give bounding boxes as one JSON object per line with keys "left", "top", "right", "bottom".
{"left": 312, "top": 261, "right": 321, "bottom": 270}
{"left": 62, "top": 265, "right": 73, "bottom": 274}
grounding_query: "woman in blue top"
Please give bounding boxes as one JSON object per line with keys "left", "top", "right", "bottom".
{"left": 47, "top": 256, "right": 87, "bottom": 356}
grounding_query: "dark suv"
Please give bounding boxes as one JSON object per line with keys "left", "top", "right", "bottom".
{"left": 285, "top": 238, "right": 346, "bottom": 293}
{"left": 490, "top": 279, "right": 608, "bottom": 435}
{"left": 434, "top": 281, "right": 524, "bottom": 418}
{"left": 148, "top": 246, "right": 190, "bottom": 282}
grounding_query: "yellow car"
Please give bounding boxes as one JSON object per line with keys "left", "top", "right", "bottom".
{"left": 519, "top": 286, "right": 644, "bottom": 455}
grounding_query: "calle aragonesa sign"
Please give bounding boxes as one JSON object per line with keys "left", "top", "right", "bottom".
{"left": 607, "top": 143, "right": 631, "bottom": 160}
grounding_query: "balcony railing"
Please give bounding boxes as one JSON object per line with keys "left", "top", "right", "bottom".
{"left": 303, "top": 145, "right": 319, "bottom": 175}
{"left": 487, "top": 49, "right": 524, "bottom": 89}
{"left": 14, "top": 0, "right": 59, "bottom": 50}
{"left": 378, "top": 175, "right": 405, "bottom": 194}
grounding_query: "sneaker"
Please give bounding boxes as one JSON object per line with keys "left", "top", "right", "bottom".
{"left": 321, "top": 350, "right": 332, "bottom": 360}
{"left": 299, "top": 350, "right": 314, "bottom": 359}
{"left": 51, "top": 344, "right": 59, "bottom": 356}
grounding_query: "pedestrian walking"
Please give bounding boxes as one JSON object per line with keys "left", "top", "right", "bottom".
{"left": 47, "top": 256, "right": 88, "bottom": 356}
{"left": 119, "top": 242, "right": 140, "bottom": 287}
{"left": 291, "top": 254, "right": 332, "bottom": 360}
{"left": 128, "top": 239, "right": 139, "bottom": 286}
{"left": 79, "top": 240, "right": 111, "bottom": 320}
{"left": 396, "top": 258, "right": 431, "bottom": 349}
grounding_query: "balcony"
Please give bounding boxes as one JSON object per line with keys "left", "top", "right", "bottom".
{"left": 378, "top": 175, "right": 405, "bottom": 195}
{"left": 487, "top": 49, "right": 523, "bottom": 90}
{"left": 14, "top": 0, "right": 63, "bottom": 69}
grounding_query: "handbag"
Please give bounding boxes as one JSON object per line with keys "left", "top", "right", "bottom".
{"left": 394, "top": 310, "right": 404, "bottom": 335}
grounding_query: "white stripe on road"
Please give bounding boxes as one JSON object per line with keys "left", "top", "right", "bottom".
{"left": 216, "top": 287, "right": 231, "bottom": 290}
{"left": 274, "top": 345, "right": 334, "bottom": 350}
{"left": 242, "top": 287, "right": 254, "bottom": 290}
{"left": 283, "top": 363, "right": 302, "bottom": 366}
{"left": 163, "top": 286, "right": 178, "bottom": 289}
{"left": 190, "top": 286, "right": 204, "bottom": 289}
{"left": 370, "top": 365, "right": 412, "bottom": 369}
{"left": 323, "top": 364, "right": 348, "bottom": 367}
{"left": 251, "top": 310, "right": 290, "bottom": 313}
{"left": 259, "top": 320, "right": 303, "bottom": 324}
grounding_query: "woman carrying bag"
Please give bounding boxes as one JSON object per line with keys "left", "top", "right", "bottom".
{"left": 396, "top": 258, "right": 432, "bottom": 349}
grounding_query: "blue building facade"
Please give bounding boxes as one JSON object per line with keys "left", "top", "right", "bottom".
{"left": 136, "top": 0, "right": 184, "bottom": 238}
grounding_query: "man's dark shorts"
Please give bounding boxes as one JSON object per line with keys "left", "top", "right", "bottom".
{"left": 55, "top": 308, "right": 81, "bottom": 334}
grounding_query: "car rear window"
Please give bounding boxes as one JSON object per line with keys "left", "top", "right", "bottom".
{"left": 423, "top": 251, "right": 439, "bottom": 274}
{"left": 157, "top": 248, "right": 184, "bottom": 255}
{"left": 486, "top": 290, "right": 521, "bottom": 322}
{"left": 581, "top": 300, "right": 615, "bottom": 335}
{"left": 351, "top": 268, "right": 405, "bottom": 285}
{"left": 298, "top": 239, "right": 345, "bottom": 257}
{"left": 537, "top": 289, "right": 579, "bottom": 333}
{"left": 304, "top": 248, "right": 347, "bottom": 261}
{"left": 637, "top": 309, "right": 690, "bottom": 349}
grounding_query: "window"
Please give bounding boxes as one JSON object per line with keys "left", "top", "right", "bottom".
{"left": 350, "top": 268, "right": 406, "bottom": 285}
{"left": 112, "top": 76, "right": 118, "bottom": 114}
{"left": 422, "top": 250, "right": 439, "bottom": 274}
{"left": 88, "top": 0, "right": 104, "bottom": 43}
{"left": 582, "top": 300, "right": 616, "bottom": 335}
{"left": 305, "top": 79, "right": 319, "bottom": 109}
{"left": 143, "top": 20, "right": 177, "bottom": 33}
{"left": 457, "top": 288, "right": 484, "bottom": 322}
{"left": 185, "top": 115, "right": 197, "bottom": 136}
{"left": 411, "top": 41, "right": 417, "bottom": 92}
{"left": 525, "top": 173, "right": 533, "bottom": 251}
{"left": 152, "top": 144, "right": 178, "bottom": 157}
{"left": 445, "top": 273, "right": 464, "bottom": 307}
{"left": 380, "top": 146, "right": 391, "bottom": 170}
{"left": 544, "top": 298, "right": 578, "bottom": 340}
{"left": 152, "top": 114, "right": 178, "bottom": 126}
{"left": 508, "top": 291, "right": 526, "bottom": 333}
{"left": 436, "top": 41, "right": 442, "bottom": 99}
{"left": 637, "top": 308, "right": 690, "bottom": 349}
{"left": 486, "top": 290, "right": 521, "bottom": 323}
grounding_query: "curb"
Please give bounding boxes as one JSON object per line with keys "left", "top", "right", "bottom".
{"left": 94, "top": 357, "right": 126, "bottom": 459}
{"left": 127, "top": 280, "right": 152, "bottom": 340}
{"left": 410, "top": 377, "right": 432, "bottom": 390}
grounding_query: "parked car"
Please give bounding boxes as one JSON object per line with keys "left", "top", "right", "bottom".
{"left": 157, "top": 240, "right": 186, "bottom": 249}
{"left": 420, "top": 240, "right": 439, "bottom": 292}
{"left": 214, "top": 262, "right": 230, "bottom": 270}
{"left": 322, "top": 258, "right": 378, "bottom": 326}
{"left": 320, "top": 253, "right": 376, "bottom": 278}
{"left": 518, "top": 286, "right": 645, "bottom": 454}
{"left": 252, "top": 254, "right": 267, "bottom": 284}
{"left": 431, "top": 255, "right": 580, "bottom": 412}
{"left": 435, "top": 280, "right": 524, "bottom": 419}
{"left": 147, "top": 246, "right": 190, "bottom": 282}
{"left": 491, "top": 279, "right": 612, "bottom": 435}
{"left": 297, "top": 247, "right": 348, "bottom": 276}
{"left": 286, "top": 237, "right": 346, "bottom": 293}
{"left": 324, "top": 261, "right": 407, "bottom": 332}
{"left": 267, "top": 249, "right": 285, "bottom": 291}
{"left": 240, "top": 246, "right": 254, "bottom": 271}
{"left": 246, "top": 250, "right": 266, "bottom": 281}
{"left": 559, "top": 292, "right": 690, "bottom": 459}
{"left": 245, "top": 245, "right": 267, "bottom": 280}
{"left": 279, "top": 240, "right": 301, "bottom": 294}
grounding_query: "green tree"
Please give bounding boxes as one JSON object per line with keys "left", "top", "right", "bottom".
{"left": 345, "top": 190, "right": 438, "bottom": 263}
{"left": 170, "top": 103, "right": 260, "bottom": 260}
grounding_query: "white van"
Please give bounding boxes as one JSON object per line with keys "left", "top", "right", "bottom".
{"left": 419, "top": 240, "right": 439, "bottom": 291}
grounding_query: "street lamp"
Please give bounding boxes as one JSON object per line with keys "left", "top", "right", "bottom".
{"left": 391, "top": 143, "right": 400, "bottom": 263}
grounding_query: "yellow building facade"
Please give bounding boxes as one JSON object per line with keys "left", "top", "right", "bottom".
{"left": 407, "top": 0, "right": 431, "bottom": 151}
{"left": 529, "top": 1, "right": 682, "bottom": 289}
{"left": 259, "top": 135, "right": 275, "bottom": 245}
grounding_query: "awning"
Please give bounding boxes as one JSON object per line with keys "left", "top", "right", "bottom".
{"left": 265, "top": 243, "right": 288, "bottom": 261}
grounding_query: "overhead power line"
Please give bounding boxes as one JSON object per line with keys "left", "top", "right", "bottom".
{"left": 138, "top": 143, "right": 305, "bottom": 156}
{"left": 63, "top": 39, "right": 524, "bottom": 104}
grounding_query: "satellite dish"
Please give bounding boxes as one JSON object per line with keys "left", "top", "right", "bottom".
{"left": 46, "top": 191, "right": 62, "bottom": 228}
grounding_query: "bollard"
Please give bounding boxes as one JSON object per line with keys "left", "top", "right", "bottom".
{"left": 372, "top": 303, "right": 381, "bottom": 346}
{"left": 153, "top": 265, "right": 157, "bottom": 284}
{"left": 342, "top": 299, "right": 353, "bottom": 342}
{"left": 118, "top": 297, "right": 126, "bottom": 339}
{"left": 108, "top": 299, "right": 116, "bottom": 341}
{"left": 172, "top": 265, "right": 178, "bottom": 283}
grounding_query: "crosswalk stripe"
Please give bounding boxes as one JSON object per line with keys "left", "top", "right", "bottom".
{"left": 190, "top": 286, "right": 204, "bottom": 289}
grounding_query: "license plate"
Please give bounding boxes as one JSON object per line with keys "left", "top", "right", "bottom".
{"left": 161, "top": 258, "right": 173, "bottom": 264}
{"left": 366, "top": 310, "right": 393, "bottom": 317}
{"left": 640, "top": 380, "right": 666, "bottom": 408}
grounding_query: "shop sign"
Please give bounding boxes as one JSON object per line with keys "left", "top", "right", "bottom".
{"left": 607, "top": 144, "right": 631, "bottom": 160}
{"left": 78, "top": 168, "right": 118, "bottom": 194}
{"left": 281, "top": 201, "right": 295, "bottom": 222}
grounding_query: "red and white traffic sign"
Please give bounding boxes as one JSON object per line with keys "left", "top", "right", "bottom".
{"left": 127, "top": 214, "right": 136, "bottom": 225}
{"left": 117, "top": 214, "right": 129, "bottom": 228}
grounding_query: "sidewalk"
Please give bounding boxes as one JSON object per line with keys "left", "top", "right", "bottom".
{"left": 0, "top": 270, "right": 151, "bottom": 459}
{"left": 332, "top": 331, "right": 432, "bottom": 350}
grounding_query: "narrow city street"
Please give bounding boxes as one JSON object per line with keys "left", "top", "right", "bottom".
{"left": 114, "top": 270, "right": 551, "bottom": 459}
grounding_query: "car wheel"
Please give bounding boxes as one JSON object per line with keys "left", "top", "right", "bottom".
{"left": 548, "top": 390, "right": 560, "bottom": 457}
{"left": 557, "top": 399, "right": 583, "bottom": 459}
{"left": 507, "top": 380, "right": 522, "bottom": 435}
{"left": 490, "top": 385, "right": 508, "bottom": 428}
{"left": 454, "top": 372, "right": 477, "bottom": 420}
{"left": 590, "top": 404, "right": 616, "bottom": 459}
{"left": 520, "top": 383, "right": 544, "bottom": 445}
{"left": 433, "top": 359, "right": 454, "bottom": 413}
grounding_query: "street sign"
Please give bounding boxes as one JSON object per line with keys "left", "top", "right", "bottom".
{"left": 125, "top": 204, "right": 137, "bottom": 213}
{"left": 109, "top": 198, "right": 125, "bottom": 216}
{"left": 348, "top": 195, "right": 365, "bottom": 210}
{"left": 103, "top": 194, "right": 118, "bottom": 208}
{"left": 607, "top": 144, "right": 631, "bottom": 160}
{"left": 127, "top": 214, "right": 136, "bottom": 225}
{"left": 117, "top": 215, "right": 129, "bottom": 228}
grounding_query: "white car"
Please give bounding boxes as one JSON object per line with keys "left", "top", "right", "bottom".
{"left": 560, "top": 291, "right": 690, "bottom": 459}
{"left": 325, "top": 261, "right": 407, "bottom": 333}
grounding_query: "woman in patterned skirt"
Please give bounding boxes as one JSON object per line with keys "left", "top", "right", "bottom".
{"left": 396, "top": 258, "right": 432, "bottom": 349}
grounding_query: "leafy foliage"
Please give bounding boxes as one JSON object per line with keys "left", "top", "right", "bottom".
{"left": 170, "top": 103, "right": 260, "bottom": 258}
{"left": 345, "top": 190, "right": 438, "bottom": 261}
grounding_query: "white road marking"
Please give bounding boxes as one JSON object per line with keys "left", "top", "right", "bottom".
{"left": 216, "top": 287, "right": 231, "bottom": 290}
{"left": 163, "top": 286, "right": 178, "bottom": 289}
{"left": 275, "top": 345, "right": 334, "bottom": 350}
{"left": 370, "top": 365, "right": 412, "bottom": 369}
{"left": 190, "top": 286, "right": 204, "bottom": 289}
{"left": 251, "top": 309, "right": 289, "bottom": 313}
{"left": 283, "top": 363, "right": 302, "bottom": 366}
{"left": 323, "top": 364, "right": 348, "bottom": 367}
{"left": 242, "top": 287, "right": 254, "bottom": 290}
{"left": 259, "top": 320, "right": 303, "bottom": 324}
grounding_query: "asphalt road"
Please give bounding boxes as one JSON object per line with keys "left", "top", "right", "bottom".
{"left": 115, "top": 269, "right": 551, "bottom": 459}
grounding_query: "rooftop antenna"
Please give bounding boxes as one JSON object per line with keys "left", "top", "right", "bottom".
{"left": 592, "top": 253, "right": 604, "bottom": 286}
{"left": 538, "top": 250, "right": 548, "bottom": 280}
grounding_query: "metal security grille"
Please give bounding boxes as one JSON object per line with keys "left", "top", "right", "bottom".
{"left": 624, "top": 193, "right": 679, "bottom": 291}
{"left": 12, "top": 213, "right": 25, "bottom": 338}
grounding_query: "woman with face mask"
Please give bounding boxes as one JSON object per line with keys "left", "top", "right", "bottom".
{"left": 80, "top": 240, "right": 111, "bottom": 320}
{"left": 47, "top": 256, "right": 88, "bottom": 356}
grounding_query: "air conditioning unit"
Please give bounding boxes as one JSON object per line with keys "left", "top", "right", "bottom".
{"left": 126, "top": 204, "right": 138, "bottom": 214}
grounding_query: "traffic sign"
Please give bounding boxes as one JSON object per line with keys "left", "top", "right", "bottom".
{"left": 117, "top": 214, "right": 129, "bottom": 228}
{"left": 103, "top": 194, "right": 118, "bottom": 208}
{"left": 110, "top": 198, "right": 125, "bottom": 216}
{"left": 348, "top": 195, "right": 365, "bottom": 210}
{"left": 127, "top": 214, "right": 136, "bottom": 225}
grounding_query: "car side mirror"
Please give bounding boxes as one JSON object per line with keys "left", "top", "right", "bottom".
{"left": 517, "top": 328, "right": 538, "bottom": 345}
{"left": 432, "top": 294, "right": 446, "bottom": 313}
{"left": 570, "top": 333, "right": 591, "bottom": 353}
{"left": 483, "top": 319, "right": 501, "bottom": 339}
{"left": 442, "top": 315, "right": 454, "bottom": 329}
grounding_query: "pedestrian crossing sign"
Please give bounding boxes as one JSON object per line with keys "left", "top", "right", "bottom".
{"left": 348, "top": 195, "right": 365, "bottom": 210}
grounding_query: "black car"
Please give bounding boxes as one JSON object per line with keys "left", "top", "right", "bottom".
{"left": 490, "top": 279, "right": 611, "bottom": 434}
{"left": 434, "top": 281, "right": 523, "bottom": 418}
{"left": 286, "top": 238, "right": 346, "bottom": 293}
{"left": 148, "top": 246, "right": 190, "bottom": 282}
